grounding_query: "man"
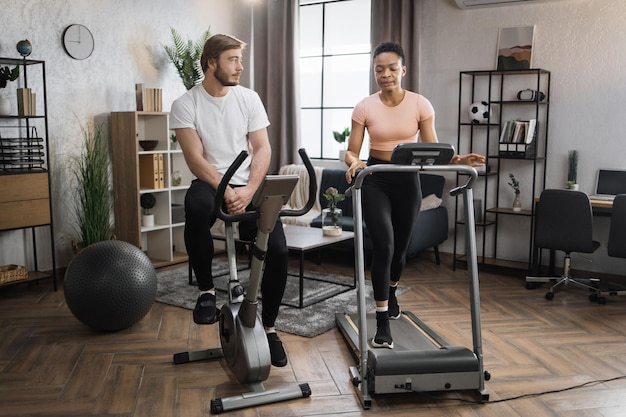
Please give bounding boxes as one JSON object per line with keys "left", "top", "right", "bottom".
{"left": 170, "top": 34, "right": 289, "bottom": 367}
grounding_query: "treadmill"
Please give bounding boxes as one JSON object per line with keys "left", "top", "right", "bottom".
{"left": 335, "top": 143, "right": 490, "bottom": 409}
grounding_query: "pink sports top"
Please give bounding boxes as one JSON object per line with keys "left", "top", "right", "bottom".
{"left": 352, "top": 90, "right": 435, "bottom": 152}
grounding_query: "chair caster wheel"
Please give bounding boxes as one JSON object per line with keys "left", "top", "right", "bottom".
{"left": 545, "top": 292, "right": 554, "bottom": 300}
{"left": 598, "top": 297, "right": 607, "bottom": 305}
{"left": 526, "top": 282, "right": 541, "bottom": 290}
{"left": 589, "top": 293, "right": 598, "bottom": 302}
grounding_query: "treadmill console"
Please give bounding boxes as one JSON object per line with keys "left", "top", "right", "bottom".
{"left": 390, "top": 143, "right": 455, "bottom": 166}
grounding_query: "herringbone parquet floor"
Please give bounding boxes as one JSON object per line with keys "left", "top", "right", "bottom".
{"left": 1, "top": 250, "right": 626, "bottom": 416}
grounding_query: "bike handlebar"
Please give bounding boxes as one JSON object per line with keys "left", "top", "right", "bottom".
{"left": 214, "top": 148, "right": 317, "bottom": 222}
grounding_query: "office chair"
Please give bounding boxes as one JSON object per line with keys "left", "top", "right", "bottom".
{"left": 593, "top": 194, "right": 626, "bottom": 304}
{"left": 525, "top": 189, "right": 601, "bottom": 300}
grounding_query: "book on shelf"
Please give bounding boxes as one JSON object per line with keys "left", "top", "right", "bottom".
{"left": 16, "top": 88, "right": 36, "bottom": 116}
{"left": 511, "top": 121, "right": 526, "bottom": 144}
{"left": 499, "top": 119, "right": 537, "bottom": 143}
{"left": 525, "top": 119, "right": 537, "bottom": 144}
{"left": 135, "top": 83, "right": 144, "bottom": 111}
{"left": 135, "top": 84, "right": 163, "bottom": 112}
{"left": 499, "top": 119, "right": 537, "bottom": 157}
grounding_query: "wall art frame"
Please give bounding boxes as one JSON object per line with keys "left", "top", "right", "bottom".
{"left": 496, "top": 25, "right": 535, "bottom": 71}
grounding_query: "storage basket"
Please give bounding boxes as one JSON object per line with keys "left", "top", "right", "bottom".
{"left": 0, "top": 264, "right": 28, "bottom": 284}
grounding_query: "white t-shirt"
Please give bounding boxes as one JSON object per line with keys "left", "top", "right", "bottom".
{"left": 170, "top": 84, "right": 270, "bottom": 185}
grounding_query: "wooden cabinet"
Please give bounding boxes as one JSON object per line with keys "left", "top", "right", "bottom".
{"left": 0, "top": 173, "right": 50, "bottom": 230}
{"left": 110, "top": 111, "right": 192, "bottom": 268}
{"left": 453, "top": 69, "right": 550, "bottom": 272}
{"left": 0, "top": 57, "right": 56, "bottom": 289}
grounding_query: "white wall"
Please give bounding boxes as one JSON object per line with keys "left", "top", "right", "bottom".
{"left": 421, "top": 0, "right": 626, "bottom": 274}
{"left": 1, "top": 0, "right": 624, "bottom": 276}
{"left": 0, "top": 0, "right": 247, "bottom": 269}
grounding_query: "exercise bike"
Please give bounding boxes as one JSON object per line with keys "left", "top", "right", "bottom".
{"left": 173, "top": 148, "right": 317, "bottom": 414}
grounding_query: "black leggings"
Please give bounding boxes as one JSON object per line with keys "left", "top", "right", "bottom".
{"left": 184, "top": 179, "right": 288, "bottom": 328}
{"left": 362, "top": 158, "right": 421, "bottom": 302}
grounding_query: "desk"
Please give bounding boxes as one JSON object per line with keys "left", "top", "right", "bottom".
{"left": 590, "top": 198, "right": 613, "bottom": 217}
{"left": 283, "top": 225, "right": 355, "bottom": 308}
{"left": 534, "top": 196, "right": 613, "bottom": 209}
{"left": 590, "top": 198, "right": 613, "bottom": 209}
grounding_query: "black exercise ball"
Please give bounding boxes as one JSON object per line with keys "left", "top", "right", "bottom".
{"left": 64, "top": 240, "right": 157, "bottom": 332}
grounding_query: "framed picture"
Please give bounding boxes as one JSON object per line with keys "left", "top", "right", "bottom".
{"left": 496, "top": 26, "right": 535, "bottom": 70}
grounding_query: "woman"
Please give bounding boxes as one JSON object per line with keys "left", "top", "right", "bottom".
{"left": 344, "top": 42, "right": 484, "bottom": 349}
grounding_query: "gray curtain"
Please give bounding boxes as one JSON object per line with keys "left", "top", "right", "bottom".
{"left": 370, "top": 0, "right": 421, "bottom": 93}
{"left": 251, "top": 0, "right": 301, "bottom": 173}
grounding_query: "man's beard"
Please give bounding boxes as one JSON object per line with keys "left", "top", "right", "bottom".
{"left": 215, "top": 64, "right": 240, "bottom": 87}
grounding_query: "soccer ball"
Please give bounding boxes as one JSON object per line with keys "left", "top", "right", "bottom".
{"left": 468, "top": 101, "right": 491, "bottom": 124}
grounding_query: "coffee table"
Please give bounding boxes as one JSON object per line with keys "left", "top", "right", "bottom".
{"left": 206, "top": 224, "right": 355, "bottom": 308}
{"left": 282, "top": 224, "right": 355, "bottom": 308}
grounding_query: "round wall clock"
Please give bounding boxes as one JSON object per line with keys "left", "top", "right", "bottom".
{"left": 62, "top": 24, "right": 94, "bottom": 60}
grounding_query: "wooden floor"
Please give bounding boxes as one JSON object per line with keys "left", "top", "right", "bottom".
{"left": 1, "top": 250, "right": 626, "bottom": 416}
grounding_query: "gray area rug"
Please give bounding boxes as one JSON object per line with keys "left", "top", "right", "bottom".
{"left": 156, "top": 261, "right": 408, "bottom": 338}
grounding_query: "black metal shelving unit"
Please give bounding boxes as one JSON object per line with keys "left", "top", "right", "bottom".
{"left": 0, "top": 57, "right": 56, "bottom": 290}
{"left": 453, "top": 69, "right": 551, "bottom": 273}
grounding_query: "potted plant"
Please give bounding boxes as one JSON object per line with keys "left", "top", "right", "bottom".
{"left": 70, "top": 122, "right": 114, "bottom": 252}
{"left": 508, "top": 173, "right": 522, "bottom": 212}
{"left": 0, "top": 65, "right": 19, "bottom": 115}
{"left": 140, "top": 193, "right": 156, "bottom": 227}
{"left": 333, "top": 127, "right": 350, "bottom": 161}
{"left": 170, "top": 133, "right": 178, "bottom": 150}
{"left": 163, "top": 27, "right": 211, "bottom": 90}
{"left": 322, "top": 186, "right": 345, "bottom": 236}
{"left": 567, "top": 150, "right": 578, "bottom": 190}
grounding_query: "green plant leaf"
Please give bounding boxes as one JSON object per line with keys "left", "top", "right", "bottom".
{"left": 70, "top": 123, "right": 113, "bottom": 247}
{"left": 0, "top": 66, "right": 19, "bottom": 89}
{"left": 164, "top": 27, "right": 211, "bottom": 90}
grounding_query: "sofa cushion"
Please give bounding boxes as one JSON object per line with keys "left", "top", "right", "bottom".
{"left": 317, "top": 168, "right": 354, "bottom": 217}
{"left": 282, "top": 164, "right": 448, "bottom": 261}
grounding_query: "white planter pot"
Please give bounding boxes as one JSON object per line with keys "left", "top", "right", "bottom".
{"left": 142, "top": 214, "right": 155, "bottom": 227}
{"left": 0, "top": 96, "right": 11, "bottom": 115}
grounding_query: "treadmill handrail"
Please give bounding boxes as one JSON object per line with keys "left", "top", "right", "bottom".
{"left": 350, "top": 163, "right": 478, "bottom": 196}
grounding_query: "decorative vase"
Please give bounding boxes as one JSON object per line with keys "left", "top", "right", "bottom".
{"left": 142, "top": 214, "right": 155, "bottom": 227}
{"left": 0, "top": 96, "right": 11, "bottom": 115}
{"left": 171, "top": 170, "right": 182, "bottom": 186}
{"left": 512, "top": 193, "right": 522, "bottom": 212}
{"left": 322, "top": 207, "right": 342, "bottom": 236}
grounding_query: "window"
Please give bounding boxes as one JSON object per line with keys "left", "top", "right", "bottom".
{"left": 299, "top": 0, "right": 371, "bottom": 160}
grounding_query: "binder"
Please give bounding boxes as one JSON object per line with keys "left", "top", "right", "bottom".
{"left": 157, "top": 153, "right": 164, "bottom": 188}
{"left": 139, "top": 153, "right": 160, "bottom": 189}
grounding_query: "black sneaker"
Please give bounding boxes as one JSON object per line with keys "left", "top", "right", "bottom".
{"left": 388, "top": 286, "right": 401, "bottom": 319}
{"left": 371, "top": 312, "right": 394, "bottom": 349}
{"left": 388, "top": 303, "right": 402, "bottom": 320}
{"left": 193, "top": 292, "right": 218, "bottom": 325}
{"left": 266, "top": 332, "right": 288, "bottom": 367}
